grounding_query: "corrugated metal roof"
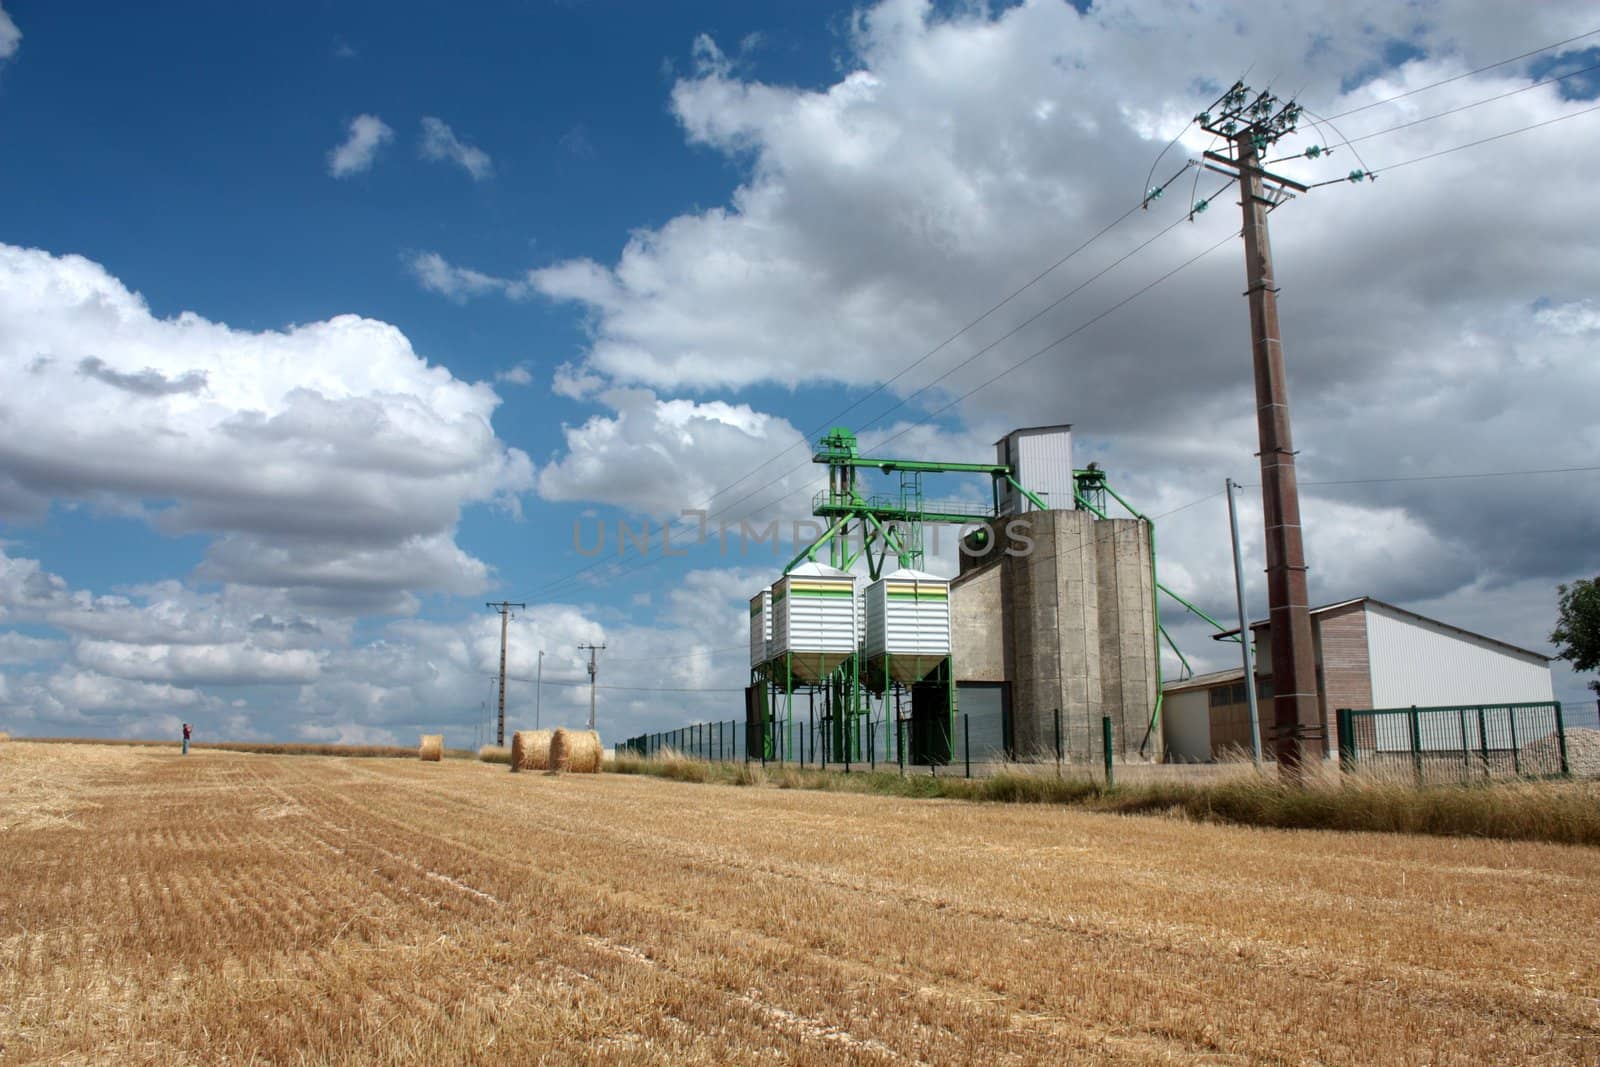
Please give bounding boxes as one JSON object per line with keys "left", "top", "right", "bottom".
{"left": 1161, "top": 667, "right": 1245, "bottom": 695}
{"left": 1209, "top": 595, "right": 1551, "bottom": 662}
{"left": 784, "top": 561, "right": 852, "bottom": 578}
{"left": 992, "top": 423, "right": 1074, "bottom": 445}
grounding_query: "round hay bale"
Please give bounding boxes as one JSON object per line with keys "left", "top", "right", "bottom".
{"left": 550, "top": 728, "right": 602, "bottom": 773}
{"left": 510, "top": 729, "right": 553, "bottom": 772}
{"left": 418, "top": 734, "right": 444, "bottom": 762}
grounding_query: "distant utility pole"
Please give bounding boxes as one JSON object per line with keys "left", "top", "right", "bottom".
{"left": 1198, "top": 84, "right": 1323, "bottom": 777}
{"left": 1226, "top": 478, "right": 1263, "bottom": 767}
{"left": 579, "top": 643, "right": 606, "bottom": 732}
{"left": 486, "top": 601, "right": 527, "bottom": 746}
{"left": 535, "top": 650, "right": 545, "bottom": 730}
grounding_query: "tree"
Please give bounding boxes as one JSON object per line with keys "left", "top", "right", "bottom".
{"left": 1551, "top": 577, "right": 1600, "bottom": 696}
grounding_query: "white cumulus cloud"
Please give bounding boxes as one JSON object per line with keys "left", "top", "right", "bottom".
{"left": 537, "top": 388, "right": 812, "bottom": 521}
{"left": 408, "top": 251, "right": 531, "bottom": 302}
{"left": 420, "top": 117, "right": 493, "bottom": 180}
{"left": 327, "top": 114, "right": 394, "bottom": 178}
{"left": 0, "top": 3, "right": 18, "bottom": 62}
{"left": 0, "top": 243, "right": 533, "bottom": 610}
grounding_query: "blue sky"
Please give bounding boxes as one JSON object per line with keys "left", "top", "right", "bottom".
{"left": 0, "top": 2, "right": 840, "bottom": 591}
{"left": 1, "top": 0, "right": 1598, "bottom": 745}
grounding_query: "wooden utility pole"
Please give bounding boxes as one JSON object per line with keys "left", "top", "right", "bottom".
{"left": 486, "top": 601, "right": 526, "bottom": 746}
{"left": 579, "top": 643, "right": 606, "bottom": 731}
{"left": 1198, "top": 84, "right": 1323, "bottom": 776}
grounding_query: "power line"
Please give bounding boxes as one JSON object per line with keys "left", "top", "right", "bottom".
{"left": 534, "top": 50, "right": 1600, "bottom": 602}
{"left": 1346, "top": 59, "right": 1600, "bottom": 143}
{"left": 1267, "top": 58, "right": 1600, "bottom": 164}
{"left": 1321, "top": 26, "right": 1600, "bottom": 122}
{"left": 1153, "top": 490, "right": 1226, "bottom": 519}
{"left": 693, "top": 162, "right": 1201, "bottom": 504}
{"left": 1292, "top": 464, "right": 1600, "bottom": 488}
{"left": 1154, "top": 465, "right": 1600, "bottom": 520}
{"left": 1307, "top": 100, "right": 1600, "bottom": 187}
{"left": 860, "top": 222, "right": 1243, "bottom": 459}
{"left": 603, "top": 644, "right": 748, "bottom": 663}
{"left": 845, "top": 184, "right": 1234, "bottom": 443}
{"left": 522, "top": 677, "right": 747, "bottom": 694}
{"left": 538, "top": 93, "right": 1589, "bottom": 601}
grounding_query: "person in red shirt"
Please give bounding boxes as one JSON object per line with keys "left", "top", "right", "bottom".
{"left": 182, "top": 722, "right": 191, "bottom": 756}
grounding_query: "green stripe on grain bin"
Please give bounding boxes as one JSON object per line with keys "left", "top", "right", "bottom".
{"left": 885, "top": 586, "right": 948, "bottom": 601}
{"left": 788, "top": 583, "right": 855, "bottom": 597}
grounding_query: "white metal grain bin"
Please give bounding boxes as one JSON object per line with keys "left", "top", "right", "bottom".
{"left": 749, "top": 589, "right": 772, "bottom": 668}
{"left": 770, "top": 562, "right": 857, "bottom": 683}
{"left": 864, "top": 568, "right": 951, "bottom": 684}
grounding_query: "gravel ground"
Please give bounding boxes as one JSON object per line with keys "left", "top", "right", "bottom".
{"left": 1524, "top": 727, "right": 1600, "bottom": 778}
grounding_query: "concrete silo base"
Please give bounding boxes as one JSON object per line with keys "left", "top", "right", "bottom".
{"left": 972, "top": 509, "right": 1158, "bottom": 764}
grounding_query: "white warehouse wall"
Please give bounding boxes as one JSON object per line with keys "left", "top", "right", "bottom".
{"left": 1161, "top": 688, "right": 1212, "bottom": 762}
{"left": 1365, "top": 603, "right": 1554, "bottom": 708}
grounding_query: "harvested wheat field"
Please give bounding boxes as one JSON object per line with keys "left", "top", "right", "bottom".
{"left": 3, "top": 742, "right": 1599, "bottom": 1064}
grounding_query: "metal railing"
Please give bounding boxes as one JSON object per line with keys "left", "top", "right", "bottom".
{"left": 1336, "top": 702, "right": 1569, "bottom": 782}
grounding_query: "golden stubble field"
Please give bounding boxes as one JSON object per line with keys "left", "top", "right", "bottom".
{"left": 2, "top": 742, "right": 1599, "bottom": 1065}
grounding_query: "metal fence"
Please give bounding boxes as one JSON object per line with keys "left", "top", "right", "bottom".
{"left": 1335, "top": 702, "right": 1569, "bottom": 782}
{"left": 617, "top": 702, "right": 1061, "bottom": 778}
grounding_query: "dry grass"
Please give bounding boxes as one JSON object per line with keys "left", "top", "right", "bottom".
{"left": 613, "top": 754, "right": 1600, "bottom": 846}
{"left": 3, "top": 740, "right": 1599, "bottom": 1064}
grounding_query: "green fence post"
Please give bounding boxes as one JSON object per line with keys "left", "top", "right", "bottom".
{"left": 1336, "top": 708, "right": 1355, "bottom": 773}
{"left": 1508, "top": 709, "right": 1521, "bottom": 776}
{"left": 1054, "top": 708, "right": 1063, "bottom": 780}
{"left": 1458, "top": 708, "right": 1471, "bottom": 780}
{"left": 1102, "top": 715, "right": 1114, "bottom": 788}
{"left": 964, "top": 714, "right": 971, "bottom": 779}
{"left": 1408, "top": 705, "right": 1422, "bottom": 782}
{"left": 1556, "top": 703, "right": 1570, "bottom": 777}
{"left": 897, "top": 710, "right": 904, "bottom": 776}
{"left": 1477, "top": 707, "right": 1490, "bottom": 778}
